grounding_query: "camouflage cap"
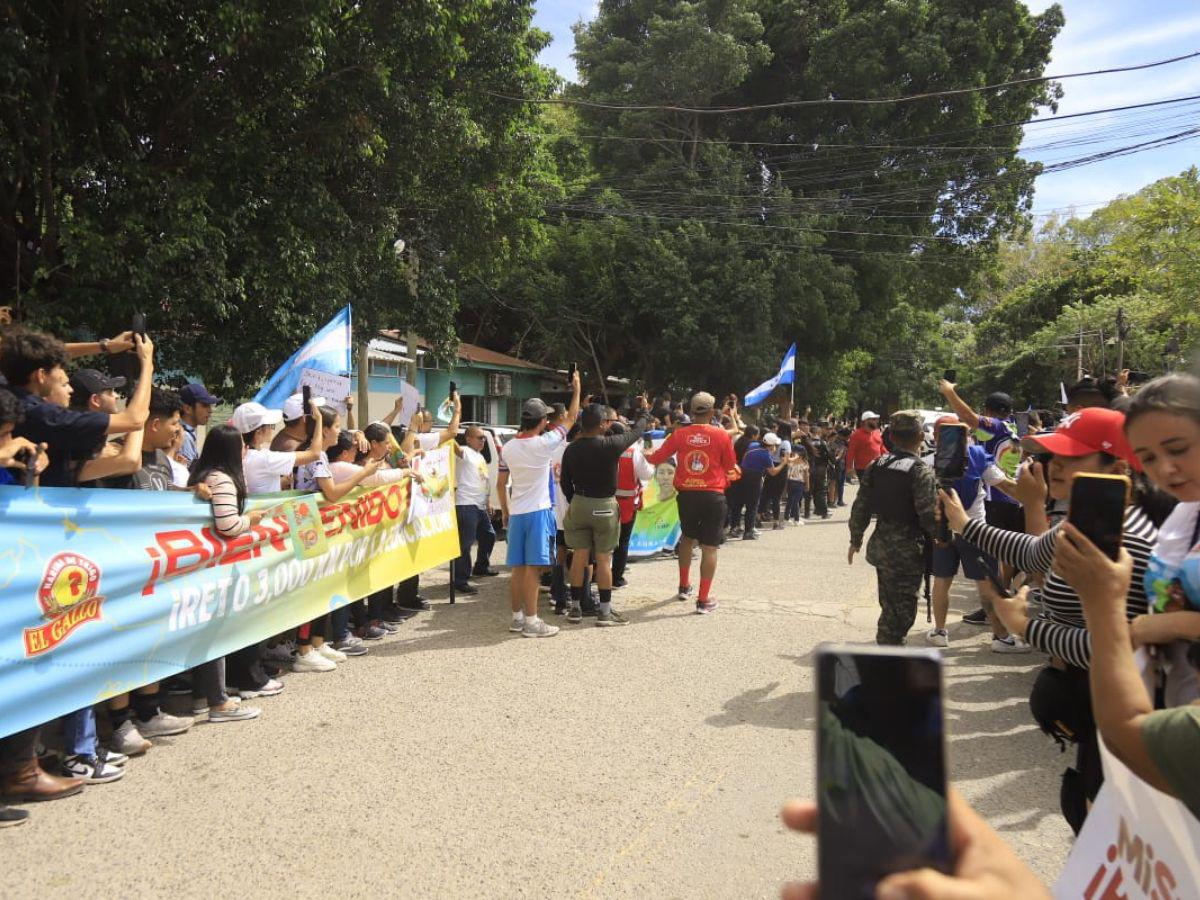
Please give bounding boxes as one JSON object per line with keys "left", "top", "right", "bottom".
{"left": 889, "top": 410, "right": 924, "bottom": 435}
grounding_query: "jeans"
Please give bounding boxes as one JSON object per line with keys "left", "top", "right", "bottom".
{"left": 730, "top": 472, "right": 764, "bottom": 532}
{"left": 63, "top": 708, "right": 97, "bottom": 757}
{"left": 760, "top": 471, "right": 786, "bottom": 522}
{"left": 454, "top": 505, "right": 496, "bottom": 586}
{"left": 785, "top": 480, "right": 807, "bottom": 521}
{"left": 611, "top": 518, "right": 636, "bottom": 581}
{"left": 227, "top": 643, "right": 270, "bottom": 691}
{"left": 191, "top": 659, "right": 229, "bottom": 708}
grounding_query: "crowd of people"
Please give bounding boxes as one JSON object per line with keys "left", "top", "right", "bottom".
{"left": 3, "top": 318, "right": 1200, "bottom": 900}
{"left": 834, "top": 366, "right": 1200, "bottom": 895}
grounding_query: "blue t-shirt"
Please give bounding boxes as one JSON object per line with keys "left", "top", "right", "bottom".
{"left": 741, "top": 444, "right": 774, "bottom": 475}
{"left": 952, "top": 445, "right": 990, "bottom": 512}
{"left": 974, "top": 415, "right": 1018, "bottom": 505}
{"left": 1144, "top": 502, "right": 1200, "bottom": 612}
{"left": 0, "top": 468, "right": 15, "bottom": 486}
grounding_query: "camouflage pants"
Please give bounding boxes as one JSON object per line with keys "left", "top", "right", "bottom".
{"left": 874, "top": 566, "right": 923, "bottom": 645}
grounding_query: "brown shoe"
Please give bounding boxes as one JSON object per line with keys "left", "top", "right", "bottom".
{"left": 1, "top": 759, "right": 84, "bottom": 802}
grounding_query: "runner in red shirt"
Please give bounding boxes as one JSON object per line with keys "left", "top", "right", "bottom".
{"left": 846, "top": 411, "right": 885, "bottom": 478}
{"left": 645, "top": 391, "right": 737, "bottom": 614}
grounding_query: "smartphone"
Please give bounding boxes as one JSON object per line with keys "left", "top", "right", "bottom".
{"left": 816, "top": 645, "right": 949, "bottom": 899}
{"left": 566, "top": 362, "right": 577, "bottom": 386}
{"left": 933, "top": 422, "right": 968, "bottom": 480}
{"left": 15, "top": 447, "right": 36, "bottom": 488}
{"left": 1014, "top": 411, "right": 1031, "bottom": 438}
{"left": 449, "top": 380, "right": 457, "bottom": 399}
{"left": 1068, "top": 473, "right": 1129, "bottom": 560}
{"left": 942, "top": 369, "right": 956, "bottom": 384}
{"left": 131, "top": 312, "right": 147, "bottom": 339}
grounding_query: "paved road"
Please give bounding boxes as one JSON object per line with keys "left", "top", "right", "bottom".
{"left": 6, "top": 490, "right": 1073, "bottom": 898}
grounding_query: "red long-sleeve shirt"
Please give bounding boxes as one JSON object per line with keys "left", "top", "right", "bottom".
{"left": 846, "top": 425, "right": 885, "bottom": 472}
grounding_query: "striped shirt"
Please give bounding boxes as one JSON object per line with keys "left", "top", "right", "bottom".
{"left": 205, "top": 470, "right": 250, "bottom": 538}
{"left": 962, "top": 506, "right": 1157, "bottom": 669}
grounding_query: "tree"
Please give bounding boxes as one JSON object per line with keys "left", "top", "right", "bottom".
{"left": 0, "top": 0, "right": 551, "bottom": 392}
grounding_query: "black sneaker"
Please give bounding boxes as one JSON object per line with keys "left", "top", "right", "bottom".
{"left": 962, "top": 608, "right": 990, "bottom": 626}
{"left": 473, "top": 567, "right": 500, "bottom": 577}
{"left": 399, "top": 598, "right": 431, "bottom": 612}
{"left": 567, "top": 603, "right": 583, "bottom": 624}
{"left": 453, "top": 583, "right": 479, "bottom": 595}
{"left": 612, "top": 576, "right": 628, "bottom": 588}
{"left": 0, "top": 806, "right": 29, "bottom": 828}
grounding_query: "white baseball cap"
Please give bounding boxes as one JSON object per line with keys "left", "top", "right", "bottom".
{"left": 861, "top": 410, "right": 880, "bottom": 422}
{"left": 282, "top": 392, "right": 326, "bottom": 422}
{"left": 763, "top": 432, "right": 782, "bottom": 446}
{"left": 230, "top": 402, "right": 283, "bottom": 434}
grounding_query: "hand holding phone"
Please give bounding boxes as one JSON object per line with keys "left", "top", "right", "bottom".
{"left": 1067, "top": 473, "right": 1129, "bottom": 560}
{"left": 816, "top": 645, "right": 949, "bottom": 897}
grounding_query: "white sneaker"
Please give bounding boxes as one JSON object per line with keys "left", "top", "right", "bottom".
{"left": 926, "top": 628, "right": 949, "bottom": 648}
{"left": 992, "top": 635, "right": 1031, "bottom": 654}
{"left": 521, "top": 618, "right": 560, "bottom": 638}
{"left": 796, "top": 519, "right": 805, "bottom": 526}
{"left": 262, "top": 641, "right": 295, "bottom": 664}
{"left": 138, "top": 711, "right": 194, "bottom": 738}
{"left": 293, "top": 649, "right": 336, "bottom": 672}
{"left": 315, "top": 643, "right": 347, "bottom": 663}
{"left": 237, "top": 679, "right": 284, "bottom": 699}
{"left": 509, "top": 615, "right": 526, "bottom": 633}
{"left": 110, "top": 720, "right": 152, "bottom": 756}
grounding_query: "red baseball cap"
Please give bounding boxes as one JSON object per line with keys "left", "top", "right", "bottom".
{"left": 1020, "top": 408, "right": 1138, "bottom": 466}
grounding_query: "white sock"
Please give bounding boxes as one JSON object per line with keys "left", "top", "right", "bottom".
{"left": 526, "top": 615, "right": 540, "bottom": 626}
{"left": 513, "top": 611, "right": 525, "bottom": 621}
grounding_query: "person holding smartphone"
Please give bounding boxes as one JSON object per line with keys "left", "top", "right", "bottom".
{"left": 939, "top": 407, "right": 1156, "bottom": 832}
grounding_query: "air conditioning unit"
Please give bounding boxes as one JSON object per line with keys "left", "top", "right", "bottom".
{"left": 486, "top": 373, "right": 513, "bottom": 397}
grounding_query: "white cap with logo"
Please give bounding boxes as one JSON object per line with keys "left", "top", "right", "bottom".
{"left": 282, "top": 393, "right": 326, "bottom": 422}
{"left": 861, "top": 410, "right": 880, "bottom": 422}
{"left": 230, "top": 402, "right": 284, "bottom": 434}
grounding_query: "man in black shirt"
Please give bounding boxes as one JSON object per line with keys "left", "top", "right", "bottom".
{"left": 102, "top": 387, "right": 184, "bottom": 491}
{"left": 560, "top": 396, "right": 650, "bottom": 625}
{"left": 0, "top": 328, "right": 154, "bottom": 486}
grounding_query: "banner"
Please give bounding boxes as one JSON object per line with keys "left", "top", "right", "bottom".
{"left": 298, "top": 368, "right": 352, "bottom": 416}
{"left": 0, "top": 448, "right": 459, "bottom": 739}
{"left": 628, "top": 466, "right": 681, "bottom": 557}
{"left": 1055, "top": 736, "right": 1200, "bottom": 899}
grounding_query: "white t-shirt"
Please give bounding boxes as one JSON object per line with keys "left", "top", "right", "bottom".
{"left": 552, "top": 443, "right": 569, "bottom": 529}
{"left": 499, "top": 426, "right": 566, "bottom": 516}
{"left": 415, "top": 432, "right": 444, "bottom": 452}
{"left": 455, "top": 445, "right": 490, "bottom": 509}
{"left": 169, "top": 458, "right": 190, "bottom": 489}
{"left": 295, "top": 452, "right": 332, "bottom": 493}
{"left": 329, "top": 460, "right": 410, "bottom": 488}
{"left": 244, "top": 448, "right": 297, "bottom": 495}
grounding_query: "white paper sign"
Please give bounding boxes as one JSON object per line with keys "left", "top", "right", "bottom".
{"left": 298, "top": 369, "right": 351, "bottom": 416}
{"left": 396, "top": 381, "right": 422, "bottom": 429}
{"left": 1055, "top": 736, "right": 1200, "bottom": 899}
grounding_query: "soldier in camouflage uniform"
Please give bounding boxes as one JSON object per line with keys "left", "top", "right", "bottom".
{"left": 848, "top": 411, "right": 938, "bottom": 644}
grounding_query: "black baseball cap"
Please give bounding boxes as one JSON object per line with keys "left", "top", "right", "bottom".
{"left": 70, "top": 368, "right": 126, "bottom": 398}
{"left": 984, "top": 391, "right": 1013, "bottom": 414}
{"left": 180, "top": 382, "right": 221, "bottom": 405}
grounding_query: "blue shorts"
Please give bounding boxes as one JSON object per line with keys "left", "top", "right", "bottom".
{"left": 506, "top": 509, "right": 557, "bottom": 567}
{"left": 932, "top": 535, "right": 997, "bottom": 582}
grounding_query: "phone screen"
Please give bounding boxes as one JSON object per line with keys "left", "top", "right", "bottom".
{"left": 1068, "top": 474, "right": 1128, "bottom": 560}
{"left": 1014, "top": 411, "right": 1031, "bottom": 438}
{"left": 933, "top": 423, "right": 968, "bottom": 480}
{"left": 817, "top": 647, "right": 949, "bottom": 899}
{"left": 942, "top": 369, "right": 956, "bottom": 384}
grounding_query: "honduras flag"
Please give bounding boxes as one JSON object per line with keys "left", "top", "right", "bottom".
{"left": 744, "top": 343, "right": 797, "bottom": 407}
{"left": 254, "top": 306, "right": 353, "bottom": 409}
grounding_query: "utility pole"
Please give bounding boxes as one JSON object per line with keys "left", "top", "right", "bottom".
{"left": 406, "top": 248, "right": 420, "bottom": 388}
{"left": 1116, "top": 307, "right": 1128, "bottom": 372}
{"left": 356, "top": 342, "right": 370, "bottom": 426}
{"left": 1076, "top": 323, "right": 1084, "bottom": 382}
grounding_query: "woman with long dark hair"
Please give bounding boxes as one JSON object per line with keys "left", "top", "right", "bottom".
{"left": 185, "top": 424, "right": 263, "bottom": 723}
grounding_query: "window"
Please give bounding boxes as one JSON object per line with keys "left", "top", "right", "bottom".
{"left": 461, "top": 395, "right": 484, "bottom": 422}
{"left": 417, "top": 353, "right": 440, "bottom": 370}
{"left": 368, "top": 359, "right": 401, "bottom": 378}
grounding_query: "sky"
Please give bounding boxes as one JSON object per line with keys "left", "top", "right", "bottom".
{"left": 532, "top": 0, "right": 1200, "bottom": 218}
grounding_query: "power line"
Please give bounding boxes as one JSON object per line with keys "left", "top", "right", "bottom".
{"left": 490, "top": 50, "right": 1200, "bottom": 114}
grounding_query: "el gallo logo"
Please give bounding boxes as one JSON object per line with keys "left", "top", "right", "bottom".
{"left": 23, "top": 552, "right": 105, "bottom": 657}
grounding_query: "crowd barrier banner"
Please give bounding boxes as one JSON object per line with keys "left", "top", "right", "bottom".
{"left": 0, "top": 447, "right": 459, "bottom": 739}
{"left": 628, "top": 470, "right": 681, "bottom": 557}
{"left": 1055, "top": 736, "right": 1200, "bottom": 899}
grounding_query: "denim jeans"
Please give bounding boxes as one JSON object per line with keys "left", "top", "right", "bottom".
{"left": 785, "top": 480, "right": 807, "bottom": 521}
{"left": 62, "top": 708, "right": 97, "bottom": 757}
{"left": 454, "top": 504, "right": 496, "bottom": 586}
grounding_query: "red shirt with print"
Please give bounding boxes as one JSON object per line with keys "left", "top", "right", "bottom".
{"left": 645, "top": 424, "right": 737, "bottom": 493}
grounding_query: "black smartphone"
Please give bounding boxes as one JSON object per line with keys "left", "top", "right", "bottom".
{"left": 816, "top": 645, "right": 949, "bottom": 899}
{"left": 566, "top": 362, "right": 577, "bottom": 386}
{"left": 1068, "top": 473, "right": 1129, "bottom": 560}
{"left": 942, "top": 369, "right": 956, "bottom": 384}
{"left": 15, "top": 447, "right": 36, "bottom": 488}
{"left": 933, "top": 422, "right": 968, "bottom": 480}
{"left": 1014, "top": 411, "right": 1031, "bottom": 438}
{"left": 131, "top": 312, "right": 147, "bottom": 339}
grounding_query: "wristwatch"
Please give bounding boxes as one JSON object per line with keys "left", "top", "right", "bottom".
{"left": 99, "top": 339, "right": 110, "bottom": 354}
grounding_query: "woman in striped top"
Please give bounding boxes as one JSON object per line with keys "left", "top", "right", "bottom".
{"left": 940, "top": 407, "right": 1156, "bottom": 833}
{"left": 186, "top": 424, "right": 265, "bottom": 723}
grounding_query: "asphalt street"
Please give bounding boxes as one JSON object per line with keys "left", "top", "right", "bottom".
{"left": 4, "top": 488, "right": 1073, "bottom": 898}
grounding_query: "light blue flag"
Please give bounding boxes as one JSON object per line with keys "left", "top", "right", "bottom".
{"left": 744, "top": 343, "right": 797, "bottom": 407}
{"left": 254, "top": 306, "right": 353, "bottom": 410}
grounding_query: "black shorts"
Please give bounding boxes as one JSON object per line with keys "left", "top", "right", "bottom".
{"left": 985, "top": 499, "right": 1024, "bottom": 533}
{"left": 677, "top": 491, "right": 727, "bottom": 547}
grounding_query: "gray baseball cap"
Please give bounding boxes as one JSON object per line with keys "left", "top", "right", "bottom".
{"left": 521, "top": 398, "right": 553, "bottom": 419}
{"left": 690, "top": 391, "right": 716, "bottom": 414}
